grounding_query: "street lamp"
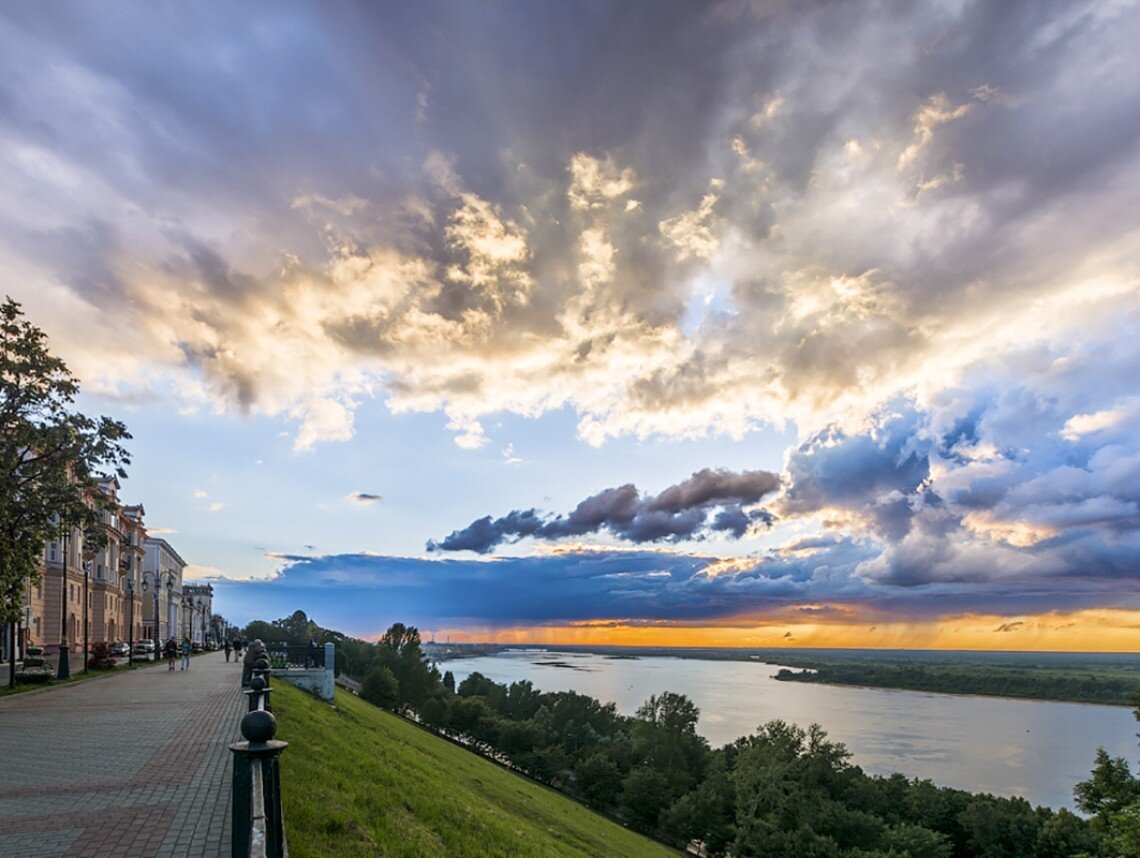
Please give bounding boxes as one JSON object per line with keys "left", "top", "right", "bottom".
{"left": 142, "top": 571, "right": 159, "bottom": 662}
{"left": 165, "top": 571, "right": 175, "bottom": 648}
{"left": 125, "top": 577, "right": 135, "bottom": 667}
{"left": 81, "top": 533, "right": 97, "bottom": 675}
{"left": 57, "top": 530, "right": 70, "bottom": 680}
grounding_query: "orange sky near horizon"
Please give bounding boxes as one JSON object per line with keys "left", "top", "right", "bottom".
{"left": 427, "top": 608, "right": 1140, "bottom": 652}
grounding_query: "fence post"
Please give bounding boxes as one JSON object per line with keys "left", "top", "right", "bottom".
{"left": 323, "top": 642, "right": 335, "bottom": 700}
{"left": 231, "top": 704, "right": 288, "bottom": 856}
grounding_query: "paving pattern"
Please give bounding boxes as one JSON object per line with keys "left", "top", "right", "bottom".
{"left": 0, "top": 651, "right": 247, "bottom": 857}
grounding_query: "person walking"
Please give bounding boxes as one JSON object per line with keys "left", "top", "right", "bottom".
{"left": 164, "top": 638, "right": 177, "bottom": 671}
{"left": 223, "top": 639, "right": 232, "bottom": 663}
{"left": 234, "top": 638, "right": 243, "bottom": 662}
{"left": 241, "top": 638, "right": 265, "bottom": 687}
{"left": 180, "top": 637, "right": 192, "bottom": 671}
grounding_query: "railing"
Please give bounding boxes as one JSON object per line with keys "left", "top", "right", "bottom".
{"left": 230, "top": 651, "right": 288, "bottom": 857}
{"left": 265, "top": 643, "right": 324, "bottom": 669}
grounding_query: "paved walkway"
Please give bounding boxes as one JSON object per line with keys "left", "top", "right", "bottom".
{"left": 0, "top": 651, "right": 246, "bottom": 857}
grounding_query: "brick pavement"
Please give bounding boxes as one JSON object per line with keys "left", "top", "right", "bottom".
{"left": 0, "top": 651, "right": 247, "bottom": 857}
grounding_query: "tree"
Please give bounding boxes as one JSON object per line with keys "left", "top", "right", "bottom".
{"left": 1, "top": 297, "right": 130, "bottom": 686}
{"left": 1075, "top": 696, "right": 1140, "bottom": 853}
{"left": 376, "top": 622, "right": 437, "bottom": 712}
{"left": 442, "top": 669, "right": 455, "bottom": 693}
{"left": 620, "top": 766, "right": 670, "bottom": 830}
{"left": 361, "top": 664, "right": 399, "bottom": 710}
{"left": 574, "top": 752, "right": 623, "bottom": 808}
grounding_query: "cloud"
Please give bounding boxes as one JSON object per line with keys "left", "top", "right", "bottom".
{"left": 431, "top": 467, "right": 780, "bottom": 553}
{"left": 347, "top": 491, "right": 383, "bottom": 505}
{"left": 2, "top": 2, "right": 1136, "bottom": 456}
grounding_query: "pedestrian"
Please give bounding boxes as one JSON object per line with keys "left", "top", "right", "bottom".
{"left": 305, "top": 636, "right": 319, "bottom": 668}
{"left": 180, "top": 637, "right": 192, "bottom": 671}
{"left": 164, "top": 638, "right": 177, "bottom": 670}
{"left": 241, "top": 638, "right": 265, "bottom": 687}
{"left": 234, "top": 637, "right": 243, "bottom": 660}
{"left": 224, "top": 639, "right": 232, "bottom": 662}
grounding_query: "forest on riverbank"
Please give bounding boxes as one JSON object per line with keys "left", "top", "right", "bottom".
{"left": 772, "top": 659, "right": 1140, "bottom": 705}
{"left": 243, "top": 612, "right": 1140, "bottom": 856}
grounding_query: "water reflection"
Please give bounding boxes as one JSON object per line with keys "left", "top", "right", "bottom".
{"left": 444, "top": 650, "right": 1137, "bottom": 810}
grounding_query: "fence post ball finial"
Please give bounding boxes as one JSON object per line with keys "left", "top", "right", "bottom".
{"left": 250, "top": 674, "right": 267, "bottom": 692}
{"left": 241, "top": 709, "right": 277, "bottom": 744}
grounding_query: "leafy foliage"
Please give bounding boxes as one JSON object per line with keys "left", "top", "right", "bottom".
{"left": 255, "top": 612, "right": 1128, "bottom": 856}
{"left": 0, "top": 297, "right": 131, "bottom": 625}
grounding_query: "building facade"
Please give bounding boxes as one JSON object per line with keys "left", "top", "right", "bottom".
{"left": 3, "top": 480, "right": 195, "bottom": 664}
{"left": 182, "top": 583, "right": 214, "bottom": 645}
{"left": 142, "top": 537, "right": 186, "bottom": 645}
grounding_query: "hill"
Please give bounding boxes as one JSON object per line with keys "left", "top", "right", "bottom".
{"left": 272, "top": 681, "right": 676, "bottom": 857}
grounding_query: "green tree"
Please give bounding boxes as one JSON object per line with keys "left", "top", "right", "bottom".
{"left": 1075, "top": 696, "right": 1140, "bottom": 854}
{"left": 574, "top": 751, "right": 623, "bottom": 808}
{"left": 632, "top": 691, "right": 709, "bottom": 799}
{"left": 361, "top": 664, "right": 399, "bottom": 710}
{"left": 620, "top": 766, "right": 670, "bottom": 830}
{"left": 1, "top": 297, "right": 130, "bottom": 686}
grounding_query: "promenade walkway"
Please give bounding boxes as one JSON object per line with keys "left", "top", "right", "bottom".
{"left": 0, "top": 651, "right": 245, "bottom": 857}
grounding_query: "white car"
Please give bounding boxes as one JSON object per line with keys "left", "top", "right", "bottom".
{"left": 132, "top": 640, "right": 156, "bottom": 655}
{"left": 110, "top": 642, "right": 130, "bottom": 657}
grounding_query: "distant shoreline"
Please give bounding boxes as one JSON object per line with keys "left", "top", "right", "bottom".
{"left": 438, "top": 644, "right": 1140, "bottom": 707}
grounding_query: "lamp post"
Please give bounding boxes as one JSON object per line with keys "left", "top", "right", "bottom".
{"left": 81, "top": 536, "right": 96, "bottom": 675}
{"left": 165, "top": 571, "right": 175, "bottom": 650}
{"left": 125, "top": 577, "right": 135, "bottom": 667}
{"left": 57, "top": 530, "right": 70, "bottom": 680}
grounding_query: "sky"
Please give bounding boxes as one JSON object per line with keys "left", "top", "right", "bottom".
{"left": 2, "top": 1, "right": 1139, "bottom": 649}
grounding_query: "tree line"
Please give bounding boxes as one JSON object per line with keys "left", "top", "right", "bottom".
{"left": 775, "top": 661, "right": 1140, "bottom": 706}
{"left": 247, "top": 612, "right": 1140, "bottom": 856}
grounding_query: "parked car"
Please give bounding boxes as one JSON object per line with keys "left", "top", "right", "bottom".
{"left": 110, "top": 641, "right": 130, "bottom": 657}
{"left": 133, "top": 640, "right": 155, "bottom": 655}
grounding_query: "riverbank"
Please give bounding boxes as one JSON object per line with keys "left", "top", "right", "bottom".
{"left": 497, "top": 645, "right": 1140, "bottom": 706}
{"left": 773, "top": 660, "right": 1140, "bottom": 706}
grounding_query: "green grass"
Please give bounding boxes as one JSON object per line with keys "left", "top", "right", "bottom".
{"left": 273, "top": 683, "right": 676, "bottom": 857}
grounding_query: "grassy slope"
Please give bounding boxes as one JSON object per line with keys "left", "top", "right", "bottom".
{"left": 273, "top": 682, "right": 675, "bottom": 857}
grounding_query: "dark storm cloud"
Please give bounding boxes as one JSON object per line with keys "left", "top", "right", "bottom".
{"left": 214, "top": 538, "right": 1140, "bottom": 635}
{"left": 431, "top": 468, "right": 781, "bottom": 553}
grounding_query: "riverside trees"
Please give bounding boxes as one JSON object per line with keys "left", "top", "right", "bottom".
{"left": 0, "top": 297, "right": 130, "bottom": 686}
{"left": 243, "top": 610, "right": 1118, "bottom": 855}
{"left": 1075, "top": 694, "right": 1140, "bottom": 854}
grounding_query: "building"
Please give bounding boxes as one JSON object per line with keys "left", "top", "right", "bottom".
{"left": 12, "top": 477, "right": 156, "bottom": 661}
{"left": 142, "top": 537, "right": 187, "bottom": 645}
{"left": 182, "top": 583, "right": 214, "bottom": 645}
{"left": 2, "top": 475, "right": 203, "bottom": 666}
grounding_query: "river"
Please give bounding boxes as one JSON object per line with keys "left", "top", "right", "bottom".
{"left": 441, "top": 649, "right": 1138, "bottom": 810}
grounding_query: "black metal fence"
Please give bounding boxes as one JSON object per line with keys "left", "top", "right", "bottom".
{"left": 265, "top": 643, "right": 324, "bottom": 669}
{"left": 230, "top": 650, "right": 288, "bottom": 857}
